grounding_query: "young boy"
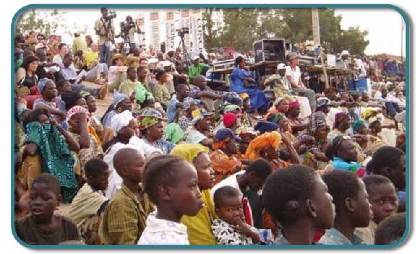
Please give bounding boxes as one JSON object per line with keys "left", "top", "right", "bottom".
{"left": 354, "top": 175, "right": 398, "bottom": 244}
{"left": 366, "top": 146, "right": 405, "bottom": 212}
{"left": 374, "top": 213, "right": 406, "bottom": 244}
{"left": 262, "top": 165, "right": 335, "bottom": 244}
{"left": 66, "top": 158, "right": 110, "bottom": 244}
{"left": 212, "top": 186, "right": 265, "bottom": 245}
{"left": 139, "top": 155, "right": 204, "bottom": 245}
{"left": 99, "top": 148, "right": 154, "bottom": 244}
{"left": 320, "top": 170, "right": 373, "bottom": 245}
{"left": 15, "top": 174, "right": 80, "bottom": 244}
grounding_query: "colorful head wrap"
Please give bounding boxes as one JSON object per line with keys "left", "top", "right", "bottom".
{"left": 245, "top": 131, "right": 282, "bottom": 160}
{"left": 66, "top": 105, "right": 89, "bottom": 122}
{"left": 352, "top": 119, "right": 366, "bottom": 133}
{"left": 288, "top": 100, "right": 300, "bottom": 111}
{"left": 170, "top": 143, "right": 209, "bottom": 163}
{"left": 223, "top": 112, "right": 237, "bottom": 128}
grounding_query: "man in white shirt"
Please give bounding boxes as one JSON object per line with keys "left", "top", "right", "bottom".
{"left": 285, "top": 52, "right": 316, "bottom": 111}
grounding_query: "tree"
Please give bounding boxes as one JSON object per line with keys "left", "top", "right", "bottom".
{"left": 15, "top": 9, "right": 63, "bottom": 36}
{"left": 202, "top": 8, "right": 369, "bottom": 54}
{"left": 335, "top": 26, "right": 369, "bottom": 55}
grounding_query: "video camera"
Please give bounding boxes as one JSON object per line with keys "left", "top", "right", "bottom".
{"left": 177, "top": 27, "right": 189, "bottom": 38}
{"left": 120, "top": 21, "right": 136, "bottom": 35}
{"left": 104, "top": 10, "right": 117, "bottom": 21}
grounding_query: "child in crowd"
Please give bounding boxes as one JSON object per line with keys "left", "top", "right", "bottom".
{"left": 320, "top": 170, "right": 373, "bottom": 244}
{"left": 262, "top": 165, "right": 335, "bottom": 244}
{"left": 15, "top": 174, "right": 80, "bottom": 244}
{"left": 354, "top": 175, "right": 398, "bottom": 244}
{"left": 366, "top": 146, "right": 405, "bottom": 212}
{"left": 212, "top": 186, "right": 271, "bottom": 245}
{"left": 99, "top": 148, "right": 153, "bottom": 244}
{"left": 139, "top": 155, "right": 204, "bottom": 245}
{"left": 374, "top": 213, "right": 406, "bottom": 244}
{"left": 66, "top": 158, "right": 110, "bottom": 244}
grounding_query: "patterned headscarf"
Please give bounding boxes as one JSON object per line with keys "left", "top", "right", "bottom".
{"left": 138, "top": 116, "right": 160, "bottom": 130}
{"left": 37, "top": 78, "right": 53, "bottom": 93}
{"left": 66, "top": 105, "right": 89, "bottom": 122}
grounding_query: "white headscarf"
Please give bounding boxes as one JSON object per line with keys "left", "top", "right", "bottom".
{"left": 110, "top": 110, "right": 134, "bottom": 135}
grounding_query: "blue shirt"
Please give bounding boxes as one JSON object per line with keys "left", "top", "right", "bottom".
{"left": 230, "top": 67, "right": 254, "bottom": 93}
{"left": 319, "top": 228, "right": 364, "bottom": 245}
{"left": 166, "top": 95, "right": 179, "bottom": 123}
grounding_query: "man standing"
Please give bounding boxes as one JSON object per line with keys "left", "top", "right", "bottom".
{"left": 95, "top": 8, "right": 115, "bottom": 64}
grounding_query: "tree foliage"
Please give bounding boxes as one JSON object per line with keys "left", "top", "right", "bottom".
{"left": 15, "top": 9, "right": 62, "bottom": 36}
{"left": 203, "top": 8, "right": 369, "bottom": 55}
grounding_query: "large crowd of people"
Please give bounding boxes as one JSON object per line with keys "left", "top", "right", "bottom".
{"left": 13, "top": 9, "right": 407, "bottom": 246}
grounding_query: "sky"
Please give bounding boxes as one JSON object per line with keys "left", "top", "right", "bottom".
{"left": 22, "top": 8, "right": 406, "bottom": 57}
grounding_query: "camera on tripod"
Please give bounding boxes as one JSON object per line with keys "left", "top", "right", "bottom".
{"left": 120, "top": 21, "right": 136, "bottom": 36}
{"left": 104, "top": 10, "right": 117, "bottom": 21}
{"left": 177, "top": 27, "right": 190, "bottom": 38}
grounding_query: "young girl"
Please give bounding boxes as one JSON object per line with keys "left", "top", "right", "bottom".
{"left": 320, "top": 170, "right": 373, "bottom": 244}
{"left": 15, "top": 174, "right": 80, "bottom": 244}
{"left": 139, "top": 155, "right": 203, "bottom": 245}
{"left": 262, "top": 165, "right": 335, "bottom": 244}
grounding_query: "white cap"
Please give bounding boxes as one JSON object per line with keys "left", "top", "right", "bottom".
{"left": 192, "top": 55, "right": 200, "bottom": 61}
{"left": 277, "top": 63, "right": 286, "bottom": 70}
{"left": 341, "top": 50, "right": 349, "bottom": 56}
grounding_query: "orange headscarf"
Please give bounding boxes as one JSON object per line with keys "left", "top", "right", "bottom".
{"left": 245, "top": 131, "right": 282, "bottom": 160}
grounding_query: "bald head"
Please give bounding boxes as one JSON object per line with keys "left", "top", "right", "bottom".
{"left": 113, "top": 148, "right": 145, "bottom": 178}
{"left": 192, "top": 75, "right": 207, "bottom": 89}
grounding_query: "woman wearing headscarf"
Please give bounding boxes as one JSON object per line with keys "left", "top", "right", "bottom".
{"left": 33, "top": 78, "right": 66, "bottom": 123}
{"left": 101, "top": 91, "right": 133, "bottom": 129}
{"left": 245, "top": 131, "right": 300, "bottom": 170}
{"left": 131, "top": 108, "right": 174, "bottom": 157}
{"left": 67, "top": 105, "right": 104, "bottom": 181}
{"left": 230, "top": 56, "right": 269, "bottom": 113}
{"left": 286, "top": 99, "right": 308, "bottom": 135}
{"left": 209, "top": 128, "right": 243, "bottom": 184}
{"left": 364, "top": 114, "right": 387, "bottom": 156}
{"left": 102, "top": 110, "right": 142, "bottom": 198}
{"left": 22, "top": 108, "right": 79, "bottom": 202}
{"left": 171, "top": 144, "right": 218, "bottom": 245}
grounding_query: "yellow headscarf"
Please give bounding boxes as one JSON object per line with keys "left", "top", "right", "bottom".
{"left": 170, "top": 144, "right": 210, "bottom": 163}
{"left": 245, "top": 131, "right": 282, "bottom": 160}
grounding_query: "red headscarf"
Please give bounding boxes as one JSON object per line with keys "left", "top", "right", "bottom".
{"left": 223, "top": 112, "right": 237, "bottom": 128}
{"left": 288, "top": 100, "right": 300, "bottom": 111}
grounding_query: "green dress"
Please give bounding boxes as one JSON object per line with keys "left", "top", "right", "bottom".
{"left": 25, "top": 122, "right": 78, "bottom": 202}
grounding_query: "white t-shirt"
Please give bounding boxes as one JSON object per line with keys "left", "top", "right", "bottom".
{"left": 285, "top": 65, "right": 302, "bottom": 88}
{"left": 138, "top": 212, "right": 190, "bottom": 245}
{"left": 210, "top": 170, "right": 245, "bottom": 199}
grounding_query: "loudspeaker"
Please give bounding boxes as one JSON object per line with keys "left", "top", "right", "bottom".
{"left": 254, "top": 39, "right": 286, "bottom": 63}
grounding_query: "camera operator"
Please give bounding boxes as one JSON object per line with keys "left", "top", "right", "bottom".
{"left": 95, "top": 8, "right": 116, "bottom": 64}
{"left": 119, "top": 16, "right": 141, "bottom": 52}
